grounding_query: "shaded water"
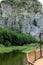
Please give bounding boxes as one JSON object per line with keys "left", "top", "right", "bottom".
{"left": 0, "top": 51, "right": 26, "bottom": 65}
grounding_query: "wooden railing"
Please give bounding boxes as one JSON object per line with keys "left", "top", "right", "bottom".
{"left": 27, "top": 61, "right": 34, "bottom": 65}
{"left": 26, "top": 49, "right": 43, "bottom": 65}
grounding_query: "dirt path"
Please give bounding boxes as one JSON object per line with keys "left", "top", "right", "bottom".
{"left": 34, "top": 58, "right": 43, "bottom": 65}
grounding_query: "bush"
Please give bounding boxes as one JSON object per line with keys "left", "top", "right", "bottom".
{"left": 33, "top": 19, "right": 37, "bottom": 26}
{"left": 0, "top": 28, "right": 37, "bottom": 46}
{"left": 4, "top": 41, "right": 11, "bottom": 47}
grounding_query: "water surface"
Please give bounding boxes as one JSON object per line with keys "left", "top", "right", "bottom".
{"left": 0, "top": 51, "right": 26, "bottom": 65}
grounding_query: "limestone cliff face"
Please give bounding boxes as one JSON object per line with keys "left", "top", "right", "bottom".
{"left": 0, "top": 0, "right": 43, "bottom": 37}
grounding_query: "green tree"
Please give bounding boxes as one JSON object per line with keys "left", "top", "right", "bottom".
{"left": 18, "top": 21, "right": 23, "bottom": 33}
{"left": 4, "top": 18, "right": 8, "bottom": 28}
{"left": 33, "top": 19, "right": 37, "bottom": 26}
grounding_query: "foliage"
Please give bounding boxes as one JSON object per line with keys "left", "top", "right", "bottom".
{"left": 4, "top": 0, "right": 27, "bottom": 7}
{"left": 33, "top": 19, "right": 37, "bottom": 26}
{"left": 4, "top": 18, "right": 8, "bottom": 28}
{"left": 0, "top": 28, "right": 37, "bottom": 46}
{"left": 32, "top": 1, "right": 42, "bottom": 13}
{"left": 18, "top": 21, "right": 23, "bottom": 33}
{"left": 4, "top": 41, "right": 11, "bottom": 47}
{"left": 4, "top": 0, "right": 42, "bottom": 13}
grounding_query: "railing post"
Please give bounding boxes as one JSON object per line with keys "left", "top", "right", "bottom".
{"left": 34, "top": 51, "right": 36, "bottom": 61}
{"left": 39, "top": 33, "right": 42, "bottom": 58}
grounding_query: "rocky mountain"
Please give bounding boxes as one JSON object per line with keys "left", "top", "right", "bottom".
{"left": 0, "top": 0, "right": 43, "bottom": 39}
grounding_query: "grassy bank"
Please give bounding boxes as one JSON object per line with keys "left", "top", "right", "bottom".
{"left": 0, "top": 44, "right": 39, "bottom": 54}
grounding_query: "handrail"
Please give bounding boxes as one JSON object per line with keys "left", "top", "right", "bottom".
{"left": 26, "top": 52, "right": 34, "bottom": 65}
{"left": 27, "top": 60, "right": 34, "bottom": 65}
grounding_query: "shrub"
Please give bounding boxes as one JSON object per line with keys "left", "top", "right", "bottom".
{"left": 4, "top": 41, "right": 11, "bottom": 47}
{"left": 0, "top": 28, "right": 37, "bottom": 46}
{"left": 33, "top": 19, "right": 37, "bottom": 26}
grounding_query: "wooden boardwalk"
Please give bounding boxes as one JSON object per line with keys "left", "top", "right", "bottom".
{"left": 26, "top": 49, "right": 43, "bottom": 65}
{"left": 34, "top": 58, "right": 43, "bottom": 65}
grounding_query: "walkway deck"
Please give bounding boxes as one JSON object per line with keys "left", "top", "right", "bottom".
{"left": 34, "top": 58, "right": 43, "bottom": 65}
{"left": 26, "top": 49, "right": 43, "bottom": 65}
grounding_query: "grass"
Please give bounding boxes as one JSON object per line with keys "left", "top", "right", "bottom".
{"left": 0, "top": 44, "right": 39, "bottom": 54}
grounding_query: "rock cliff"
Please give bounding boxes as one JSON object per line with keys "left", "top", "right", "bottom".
{"left": 0, "top": 0, "right": 43, "bottom": 38}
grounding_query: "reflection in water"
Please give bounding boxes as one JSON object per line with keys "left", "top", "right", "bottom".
{"left": 0, "top": 51, "right": 26, "bottom": 65}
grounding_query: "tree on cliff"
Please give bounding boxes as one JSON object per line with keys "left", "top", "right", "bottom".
{"left": 33, "top": 19, "right": 37, "bottom": 26}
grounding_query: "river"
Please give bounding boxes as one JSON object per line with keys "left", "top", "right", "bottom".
{"left": 0, "top": 51, "right": 26, "bottom": 65}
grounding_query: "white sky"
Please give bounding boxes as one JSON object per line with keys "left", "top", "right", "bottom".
{"left": 0, "top": 0, "right": 2, "bottom": 2}
{"left": 39, "top": 0, "right": 43, "bottom": 5}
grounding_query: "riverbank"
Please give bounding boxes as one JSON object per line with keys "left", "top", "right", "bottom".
{"left": 0, "top": 44, "right": 39, "bottom": 54}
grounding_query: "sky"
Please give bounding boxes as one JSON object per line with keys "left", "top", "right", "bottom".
{"left": 39, "top": 0, "right": 43, "bottom": 5}
{"left": 0, "top": 0, "right": 2, "bottom": 2}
